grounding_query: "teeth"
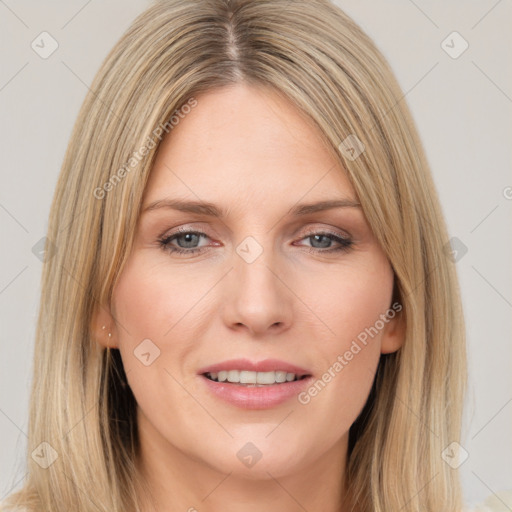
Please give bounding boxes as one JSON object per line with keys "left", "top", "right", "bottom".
{"left": 227, "top": 370, "right": 239, "bottom": 383}
{"left": 275, "top": 371, "right": 287, "bottom": 383}
{"left": 206, "top": 370, "right": 302, "bottom": 385}
{"left": 240, "top": 371, "right": 257, "bottom": 384}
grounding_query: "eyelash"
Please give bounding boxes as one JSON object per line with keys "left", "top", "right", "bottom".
{"left": 157, "top": 228, "right": 353, "bottom": 256}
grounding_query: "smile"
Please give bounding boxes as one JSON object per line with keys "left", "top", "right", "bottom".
{"left": 204, "top": 370, "right": 309, "bottom": 385}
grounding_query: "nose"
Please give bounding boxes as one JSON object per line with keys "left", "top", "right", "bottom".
{"left": 222, "top": 243, "right": 293, "bottom": 337}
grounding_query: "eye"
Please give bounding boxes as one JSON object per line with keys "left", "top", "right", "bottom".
{"left": 294, "top": 229, "right": 353, "bottom": 254}
{"left": 157, "top": 228, "right": 353, "bottom": 256}
{"left": 158, "top": 229, "right": 211, "bottom": 256}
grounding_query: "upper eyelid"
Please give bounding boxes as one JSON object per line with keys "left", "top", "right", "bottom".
{"left": 162, "top": 224, "right": 350, "bottom": 235}
{"left": 153, "top": 205, "right": 361, "bottom": 232}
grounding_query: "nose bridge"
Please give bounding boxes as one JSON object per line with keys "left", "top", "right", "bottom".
{"left": 223, "top": 234, "right": 292, "bottom": 334}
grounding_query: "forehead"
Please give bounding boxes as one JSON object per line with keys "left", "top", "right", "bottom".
{"left": 143, "top": 83, "right": 356, "bottom": 208}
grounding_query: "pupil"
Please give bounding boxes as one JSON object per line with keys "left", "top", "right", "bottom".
{"left": 180, "top": 233, "right": 199, "bottom": 248}
{"left": 311, "top": 235, "right": 330, "bottom": 248}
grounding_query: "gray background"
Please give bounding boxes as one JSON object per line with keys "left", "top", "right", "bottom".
{"left": 1, "top": 0, "right": 511, "bottom": 508}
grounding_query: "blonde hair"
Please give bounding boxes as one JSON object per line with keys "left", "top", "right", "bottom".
{"left": 4, "top": 0, "right": 466, "bottom": 510}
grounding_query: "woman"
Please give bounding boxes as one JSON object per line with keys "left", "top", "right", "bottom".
{"left": 3, "top": 0, "right": 468, "bottom": 510}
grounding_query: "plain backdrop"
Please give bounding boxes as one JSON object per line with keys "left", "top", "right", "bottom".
{"left": 1, "top": 0, "right": 511, "bottom": 508}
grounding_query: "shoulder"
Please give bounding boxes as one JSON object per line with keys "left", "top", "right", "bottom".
{"left": 0, "top": 503, "right": 28, "bottom": 512}
{"left": 463, "top": 489, "right": 512, "bottom": 512}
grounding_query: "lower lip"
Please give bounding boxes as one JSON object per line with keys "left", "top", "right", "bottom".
{"left": 199, "top": 374, "right": 313, "bottom": 409}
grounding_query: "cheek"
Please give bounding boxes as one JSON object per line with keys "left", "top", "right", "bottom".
{"left": 111, "top": 257, "right": 203, "bottom": 433}
{"left": 112, "top": 255, "right": 208, "bottom": 347}
{"left": 302, "top": 256, "right": 394, "bottom": 348}
{"left": 110, "top": 256, "right": 186, "bottom": 376}
{"left": 295, "top": 258, "right": 393, "bottom": 419}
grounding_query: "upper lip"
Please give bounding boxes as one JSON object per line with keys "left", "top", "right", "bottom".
{"left": 198, "top": 358, "right": 311, "bottom": 377}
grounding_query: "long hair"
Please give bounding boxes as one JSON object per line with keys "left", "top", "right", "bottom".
{"left": 3, "top": 0, "right": 466, "bottom": 510}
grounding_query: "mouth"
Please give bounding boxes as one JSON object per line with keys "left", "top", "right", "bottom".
{"left": 197, "top": 359, "right": 313, "bottom": 409}
{"left": 202, "top": 370, "right": 310, "bottom": 386}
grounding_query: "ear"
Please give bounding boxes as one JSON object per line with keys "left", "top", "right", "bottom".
{"left": 380, "top": 304, "right": 406, "bottom": 355}
{"left": 90, "top": 303, "right": 119, "bottom": 349}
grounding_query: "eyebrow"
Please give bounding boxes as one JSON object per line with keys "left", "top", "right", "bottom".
{"left": 142, "top": 198, "right": 361, "bottom": 217}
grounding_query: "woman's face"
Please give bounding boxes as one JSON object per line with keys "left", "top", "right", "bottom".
{"left": 102, "top": 83, "right": 403, "bottom": 481}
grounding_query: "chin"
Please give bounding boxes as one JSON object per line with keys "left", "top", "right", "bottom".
{"left": 198, "top": 437, "right": 311, "bottom": 480}
{"left": 221, "top": 453, "right": 305, "bottom": 481}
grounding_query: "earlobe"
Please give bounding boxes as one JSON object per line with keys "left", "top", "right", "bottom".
{"left": 90, "top": 305, "right": 118, "bottom": 349}
{"left": 380, "top": 310, "right": 406, "bottom": 355}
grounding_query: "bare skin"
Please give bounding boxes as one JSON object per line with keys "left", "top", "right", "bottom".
{"left": 93, "top": 83, "right": 404, "bottom": 512}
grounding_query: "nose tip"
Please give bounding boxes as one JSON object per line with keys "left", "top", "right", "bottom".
{"left": 223, "top": 255, "right": 292, "bottom": 336}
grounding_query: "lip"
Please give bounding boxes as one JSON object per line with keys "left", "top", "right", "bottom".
{"left": 197, "top": 358, "right": 311, "bottom": 377}
{"left": 197, "top": 358, "right": 313, "bottom": 410}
